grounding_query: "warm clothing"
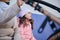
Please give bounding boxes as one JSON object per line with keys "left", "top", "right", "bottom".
{"left": 19, "top": 23, "right": 36, "bottom": 40}
{"left": 0, "top": 1, "right": 21, "bottom": 40}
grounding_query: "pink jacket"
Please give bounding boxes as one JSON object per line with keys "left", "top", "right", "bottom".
{"left": 19, "top": 23, "right": 36, "bottom": 40}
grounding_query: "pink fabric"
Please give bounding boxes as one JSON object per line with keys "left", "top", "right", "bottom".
{"left": 19, "top": 23, "right": 36, "bottom": 40}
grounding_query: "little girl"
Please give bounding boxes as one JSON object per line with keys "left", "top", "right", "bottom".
{"left": 18, "top": 7, "right": 36, "bottom": 40}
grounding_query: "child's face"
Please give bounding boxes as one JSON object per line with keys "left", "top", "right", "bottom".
{"left": 25, "top": 12, "right": 32, "bottom": 19}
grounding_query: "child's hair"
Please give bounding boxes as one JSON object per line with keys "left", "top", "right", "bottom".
{"left": 19, "top": 15, "right": 33, "bottom": 30}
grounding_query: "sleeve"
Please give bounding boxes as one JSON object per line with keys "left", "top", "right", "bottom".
{"left": 13, "top": 17, "right": 22, "bottom": 40}
{"left": 14, "top": 27, "right": 22, "bottom": 40}
{"left": 0, "top": 3, "right": 20, "bottom": 25}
